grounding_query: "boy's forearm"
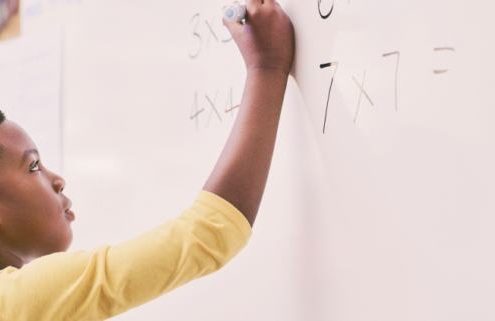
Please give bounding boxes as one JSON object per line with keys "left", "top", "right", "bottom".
{"left": 203, "top": 69, "right": 289, "bottom": 227}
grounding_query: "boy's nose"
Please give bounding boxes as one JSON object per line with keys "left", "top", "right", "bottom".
{"left": 53, "top": 176, "right": 66, "bottom": 193}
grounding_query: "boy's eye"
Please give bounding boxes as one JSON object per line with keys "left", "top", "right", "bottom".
{"left": 29, "top": 160, "right": 41, "bottom": 172}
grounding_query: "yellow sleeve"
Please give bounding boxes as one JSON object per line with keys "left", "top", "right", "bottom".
{"left": 0, "top": 191, "right": 252, "bottom": 321}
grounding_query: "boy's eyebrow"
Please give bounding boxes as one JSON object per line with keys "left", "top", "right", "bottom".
{"left": 20, "top": 148, "right": 39, "bottom": 166}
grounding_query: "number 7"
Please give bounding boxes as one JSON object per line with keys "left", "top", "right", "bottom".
{"left": 320, "top": 62, "right": 339, "bottom": 134}
{"left": 382, "top": 51, "right": 401, "bottom": 112}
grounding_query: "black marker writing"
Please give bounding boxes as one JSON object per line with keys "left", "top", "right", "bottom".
{"left": 189, "top": 88, "right": 241, "bottom": 130}
{"left": 433, "top": 47, "right": 455, "bottom": 74}
{"left": 189, "top": 91, "right": 204, "bottom": 131}
{"left": 188, "top": 13, "right": 202, "bottom": 59}
{"left": 188, "top": 13, "right": 233, "bottom": 59}
{"left": 352, "top": 71, "right": 365, "bottom": 123}
{"left": 206, "top": 92, "right": 222, "bottom": 127}
{"left": 205, "top": 19, "right": 219, "bottom": 48}
{"left": 224, "top": 87, "right": 240, "bottom": 115}
{"left": 352, "top": 72, "right": 374, "bottom": 106}
{"left": 318, "top": 0, "right": 335, "bottom": 19}
{"left": 352, "top": 71, "right": 374, "bottom": 123}
{"left": 382, "top": 51, "right": 401, "bottom": 111}
{"left": 320, "top": 61, "right": 339, "bottom": 134}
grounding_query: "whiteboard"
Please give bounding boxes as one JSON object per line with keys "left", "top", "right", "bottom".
{"left": 0, "top": 27, "right": 63, "bottom": 174}
{"left": 10, "top": 0, "right": 495, "bottom": 320}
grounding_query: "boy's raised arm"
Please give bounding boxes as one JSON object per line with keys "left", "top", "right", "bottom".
{"left": 203, "top": 0, "right": 295, "bottom": 227}
{"left": 0, "top": 2, "right": 295, "bottom": 320}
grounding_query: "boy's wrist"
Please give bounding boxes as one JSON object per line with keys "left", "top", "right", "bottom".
{"left": 243, "top": 67, "right": 288, "bottom": 114}
{"left": 246, "top": 66, "right": 290, "bottom": 79}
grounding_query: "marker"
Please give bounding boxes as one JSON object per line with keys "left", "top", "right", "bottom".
{"left": 223, "top": 2, "right": 247, "bottom": 23}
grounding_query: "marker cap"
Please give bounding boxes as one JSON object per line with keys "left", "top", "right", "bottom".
{"left": 223, "top": 2, "right": 247, "bottom": 23}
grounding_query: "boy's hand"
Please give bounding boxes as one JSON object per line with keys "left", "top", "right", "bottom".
{"left": 0, "top": 0, "right": 20, "bottom": 40}
{"left": 223, "top": 0, "right": 295, "bottom": 76}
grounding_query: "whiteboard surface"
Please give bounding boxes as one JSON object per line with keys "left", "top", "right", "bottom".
{"left": 8, "top": 0, "right": 495, "bottom": 320}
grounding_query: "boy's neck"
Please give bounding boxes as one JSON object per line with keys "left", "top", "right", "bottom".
{"left": 0, "top": 246, "right": 24, "bottom": 269}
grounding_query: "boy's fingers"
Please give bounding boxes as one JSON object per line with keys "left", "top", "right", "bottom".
{"left": 246, "top": 0, "right": 263, "bottom": 12}
{"left": 265, "top": 1, "right": 281, "bottom": 9}
{"left": 222, "top": 17, "right": 243, "bottom": 37}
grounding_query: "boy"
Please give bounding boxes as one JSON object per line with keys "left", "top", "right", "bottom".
{"left": 0, "top": 0, "right": 295, "bottom": 320}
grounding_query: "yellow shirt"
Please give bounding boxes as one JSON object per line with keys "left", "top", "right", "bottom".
{"left": 0, "top": 191, "right": 252, "bottom": 321}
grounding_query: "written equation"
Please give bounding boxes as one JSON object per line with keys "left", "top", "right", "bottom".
{"left": 187, "top": 8, "right": 241, "bottom": 131}
{"left": 188, "top": 10, "right": 233, "bottom": 59}
{"left": 317, "top": 1, "right": 456, "bottom": 133}
{"left": 189, "top": 87, "right": 240, "bottom": 130}
{"left": 186, "top": 2, "right": 456, "bottom": 132}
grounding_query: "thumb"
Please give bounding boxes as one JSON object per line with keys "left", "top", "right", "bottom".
{"left": 222, "top": 17, "right": 243, "bottom": 38}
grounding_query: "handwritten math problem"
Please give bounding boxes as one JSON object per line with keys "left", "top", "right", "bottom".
{"left": 187, "top": 8, "right": 241, "bottom": 131}
{"left": 189, "top": 87, "right": 240, "bottom": 130}
{"left": 186, "top": 2, "right": 456, "bottom": 133}
{"left": 317, "top": 0, "right": 456, "bottom": 133}
{"left": 188, "top": 12, "right": 233, "bottom": 59}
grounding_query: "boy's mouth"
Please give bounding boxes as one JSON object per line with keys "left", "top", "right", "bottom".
{"left": 65, "top": 209, "right": 75, "bottom": 222}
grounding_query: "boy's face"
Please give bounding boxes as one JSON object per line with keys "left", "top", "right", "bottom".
{"left": 0, "top": 120, "right": 74, "bottom": 267}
